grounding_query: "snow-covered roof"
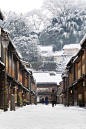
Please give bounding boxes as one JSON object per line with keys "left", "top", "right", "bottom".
{"left": 33, "top": 72, "right": 62, "bottom": 85}
{"left": 3, "top": 28, "right": 10, "bottom": 34}
{"left": 26, "top": 67, "right": 35, "bottom": 73}
{"left": 63, "top": 44, "right": 81, "bottom": 50}
{"left": 8, "top": 35, "right": 22, "bottom": 59}
{"left": 41, "top": 52, "right": 53, "bottom": 57}
{"left": 38, "top": 45, "right": 53, "bottom": 57}
{"left": 38, "top": 45, "right": 53, "bottom": 52}
{"left": 53, "top": 50, "right": 64, "bottom": 56}
{"left": 66, "top": 46, "right": 82, "bottom": 65}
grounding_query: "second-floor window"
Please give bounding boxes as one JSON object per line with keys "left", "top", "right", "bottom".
{"left": 6, "top": 52, "right": 8, "bottom": 71}
{"left": 68, "top": 50, "right": 72, "bottom": 54}
{"left": 9, "top": 56, "right": 11, "bottom": 75}
{"left": 13, "top": 60, "right": 15, "bottom": 77}
{"left": 82, "top": 64, "right": 85, "bottom": 75}
{"left": 19, "top": 70, "right": 22, "bottom": 83}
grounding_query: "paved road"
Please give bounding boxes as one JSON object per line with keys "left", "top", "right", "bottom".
{"left": 0, "top": 104, "right": 86, "bottom": 129}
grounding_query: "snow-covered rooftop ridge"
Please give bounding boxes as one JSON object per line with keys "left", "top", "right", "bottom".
{"left": 21, "top": 60, "right": 29, "bottom": 64}
{"left": 80, "top": 34, "right": 86, "bottom": 46}
{"left": 63, "top": 44, "right": 81, "bottom": 49}
{"left": 38, "top": 45, "right": 53, "bottom": 52}
{"left": 3, "top": 28, "right": 10, "bottom": 34}
{"left": 0, "top": 10, "right": 4, "bottom": 20}
{"left": 66, "top": 46, "right": 82, "bottom": 66}
{"left": 26, "top": 67, "right": 36, "bottom": 72}
{"left": 41, "top": 52, "right": 53, "bottom": 57}
{"left": 7, "top": 34, "right": 22, "bottom": 59}
{"left": 33, "top": 72, "right": 62, "bottom": 85}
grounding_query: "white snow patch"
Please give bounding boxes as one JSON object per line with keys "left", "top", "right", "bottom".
{"left": 63, "top": 44, "right": 81, "bottom": 49}
{"left": 0, "top": 104, "right": 86, "bottom": 129}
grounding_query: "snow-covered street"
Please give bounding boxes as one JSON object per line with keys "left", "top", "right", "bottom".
{"left": 0, "top": 104, "right": 86, "bottom": 129}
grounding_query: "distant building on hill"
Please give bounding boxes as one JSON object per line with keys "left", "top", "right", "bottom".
{"left": 63, "top": 44, "right": 81, "bottom": 55}
{"left": 53, "top": 50, "right": 67, "bottom": 63}
{"left": 38, "top": 45, "right": 53, "bottom": 61}
{"left": 36, "top": 44, "right": 81, "bottom": 73}
{"left": 38, "top": 44, "right": 80, "bottom": 63}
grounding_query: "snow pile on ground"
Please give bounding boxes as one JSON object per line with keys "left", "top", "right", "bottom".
{"left": 0, "top": 104, "right": 86, "bottom": 129}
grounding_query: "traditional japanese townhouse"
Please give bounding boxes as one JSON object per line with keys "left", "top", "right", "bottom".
{"left": 66, "top": 55, "right": 78, "bottom": 106}
{"left": 78, "top": 36, "right": 86, "bottom": 107}
{"left": 61, "top": 70, "right": 69, "bottom": 106}
{"left": 0, "top": 10, "right": 36, "bottom": 110}
{"left": 0, "top": 28, "right": 34, "bottom": 109}
{"left": 21, "top": 61, "right": 37, "bottom": 104}
{"left": 33, "top": 72, "right": 61, "bottom": 103}
{"left": 62, "top": 35, "right": 86, "bottom": 107}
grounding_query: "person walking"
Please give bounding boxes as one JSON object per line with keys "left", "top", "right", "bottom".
{"left": 51, "top": 89, "right": 56, "bottom": 107}
{"left": 54, "top": 94, "right": 57, "bottom": 106}
{"left": 45, "top": 96, "right": 48, "bottom": 105}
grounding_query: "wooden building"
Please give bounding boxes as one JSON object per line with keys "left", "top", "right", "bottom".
{"left": 33, "top": 72, "right": 61, "bottom": 103}
{"left": 0, "top": 11, "right": 36, "bottom": 109}
{"left": 61, "top": 35, "right": 86, "bottom": 107}
{"left": 37, "top": 83, "right": 58, "bottom": 103}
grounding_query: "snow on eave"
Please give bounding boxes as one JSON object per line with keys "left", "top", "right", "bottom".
{"left": 80, "top": 34, "right": 86, "bottom": 46}
{"left": 72, "top": 47, "right": 82, "bottom": 63}
{"left": 3, "top": 28, "right": 10, "bottom": 34}
{"left": 1, "top": 29, "right": 21, "bottom": 59}
{"left": 8, "top": 36, "right": 22, "bottom": 59}
{"left": 73, "top": 55, "right": 78, "bottom": 63}
{"left": 0, "top": 10, "right": 4, "bottom": 20}
{"left": 59, "top": 81, "right": 63, "bottom": 85}
{"left": 66, "top": 46, "right": 81, "bottom": 66}
{"left": 37, "top": 82, "right": 57, "bottom": 85}
{"left": 0, "top": 61, "right": 5, "bottom": 66}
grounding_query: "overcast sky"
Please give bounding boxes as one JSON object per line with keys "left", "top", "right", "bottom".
{"left": 0, "top": 0, "right": 43, "bottom": 13}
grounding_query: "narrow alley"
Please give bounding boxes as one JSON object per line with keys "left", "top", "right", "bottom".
{"left": 0, "top": 104, "right": 86, "bottom": 129}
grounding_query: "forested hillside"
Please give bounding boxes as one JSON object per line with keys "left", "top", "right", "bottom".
{"left": 0, "top": 0, "right": 86, "bottom": 63}
{"left": 39, "top": 0, "right": 86, "bottom": 51}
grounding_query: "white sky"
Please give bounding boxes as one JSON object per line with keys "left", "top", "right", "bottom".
{"left": 0, "top": 0, "right": 43, "bottom": 13}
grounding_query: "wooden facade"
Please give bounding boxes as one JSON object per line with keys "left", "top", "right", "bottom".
{"left": 0, "top": 25, "right": 36, "bottom": 109}
{"left": 61, "top": 36, "right": 86, "bottom": 107}
{"left": 30, "top": 75, "right": 36, "bottom": 104}
{"left": 36, "top": 83, "right": 58, "bottom": 103}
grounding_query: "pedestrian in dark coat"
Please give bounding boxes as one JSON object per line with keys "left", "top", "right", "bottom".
{"left": 54, "top": 94, "right": 57, "bottom": 106}
{"left": 51, "top": 89, "right": 56, "bottom": 107}
{"left": 45, "top": 96, "right": 48, "bottom": 105}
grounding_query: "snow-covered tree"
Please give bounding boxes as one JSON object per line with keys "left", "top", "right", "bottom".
{"left": 39, "top": 0, "right": 86, "bottom": 51}
{"left": 0, "top": 11, "right": 40, "bottom": 62}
